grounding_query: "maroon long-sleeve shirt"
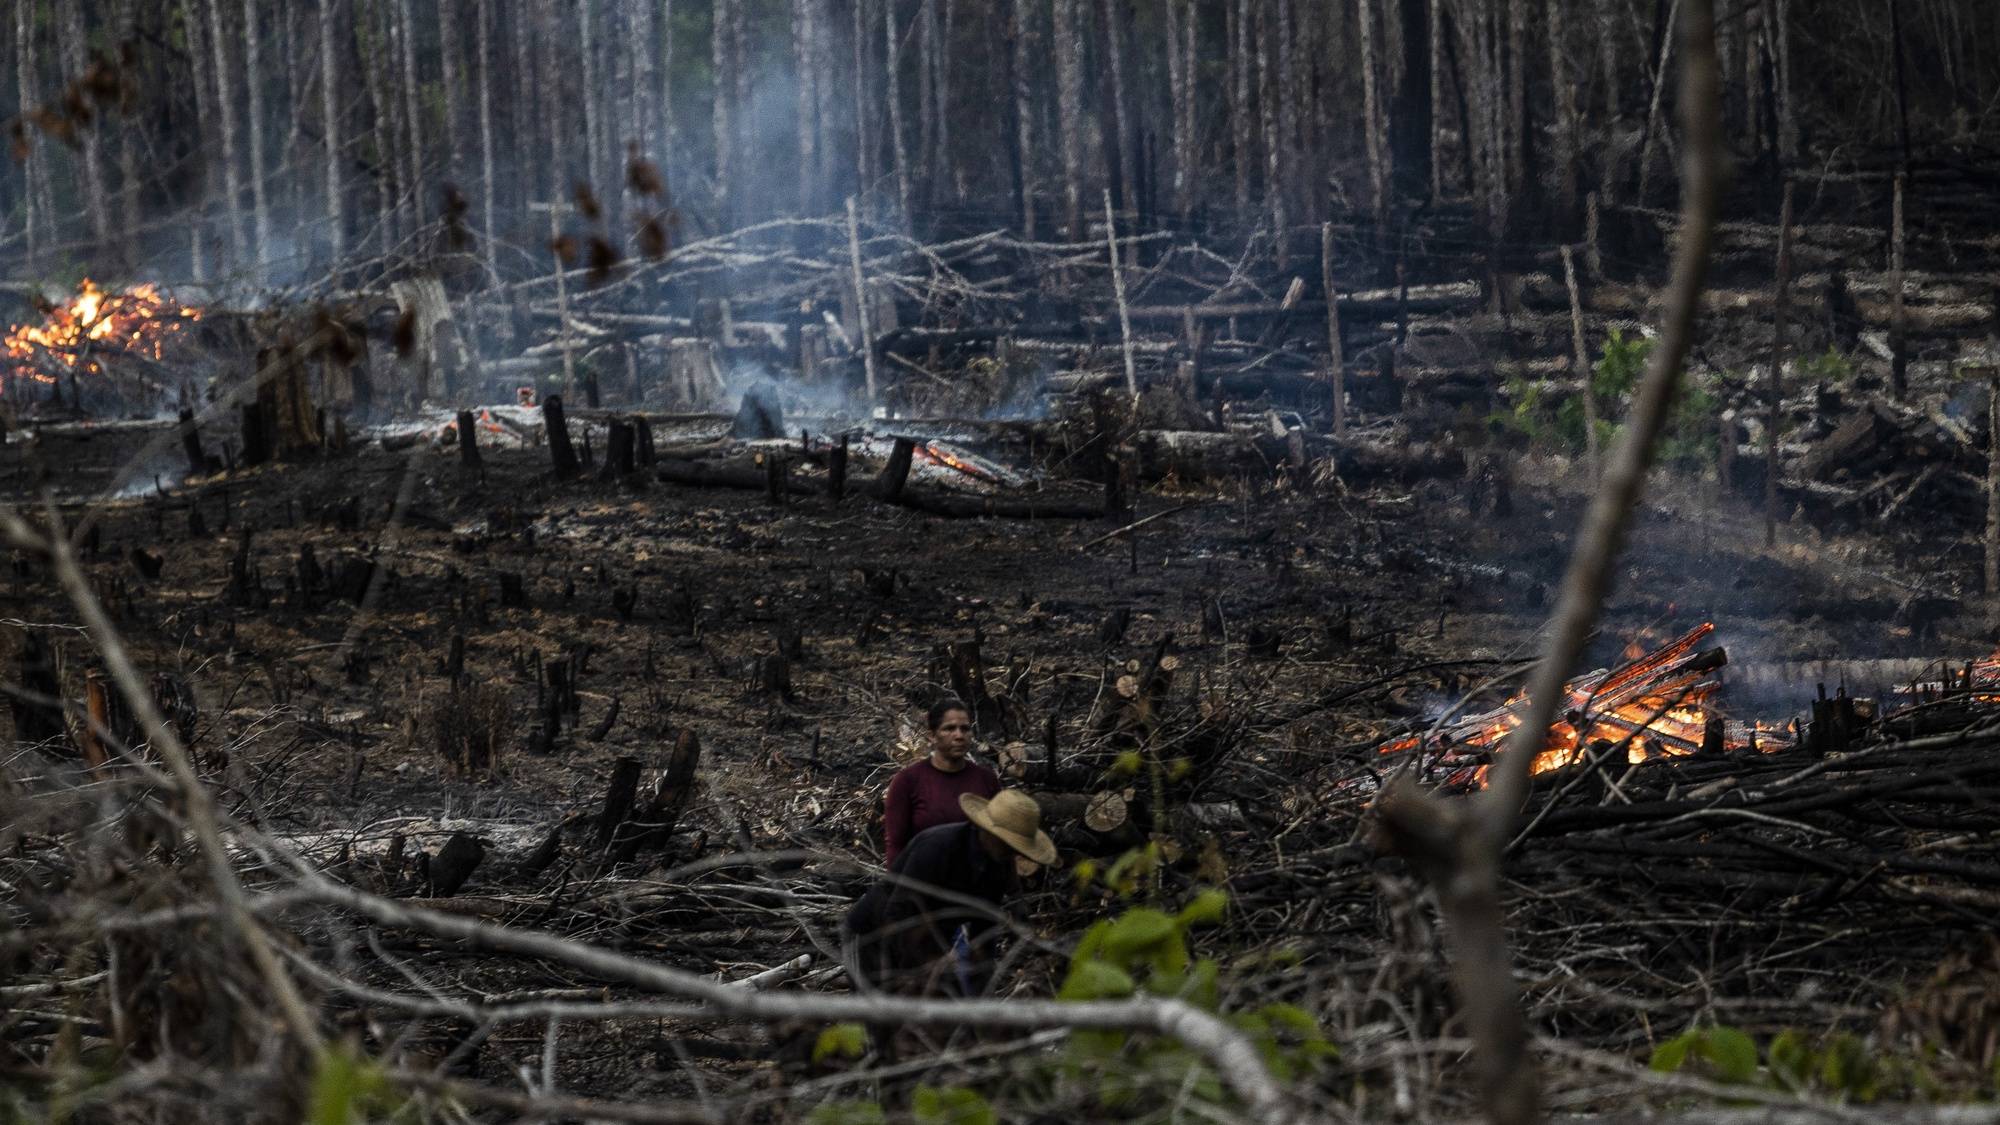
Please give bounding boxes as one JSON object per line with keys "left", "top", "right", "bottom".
{"left": 882, "top": 757, "right": 1000, "bottom": 864}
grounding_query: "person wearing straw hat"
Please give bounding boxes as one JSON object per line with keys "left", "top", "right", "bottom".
{"left": 842, "top": 789, "right": 1058, "bottom": 999}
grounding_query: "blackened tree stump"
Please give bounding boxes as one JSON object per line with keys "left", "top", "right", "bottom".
{"left": 544, "top": 395, "right": 580, "bottom": 478}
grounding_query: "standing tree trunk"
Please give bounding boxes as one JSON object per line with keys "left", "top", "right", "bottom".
{"left": 793, "top": 0, "right": 820, "bottom": 213}
{"left": 1766, "top": 178, "right": 1793, "bottom": 545}
{"left": 205, "top": 0, "right": 249, "bottom": 268}
{"left": 578, "top": 0, "right": 607, "bottom": 228}
{"left": 1053, "top": 0, "right": 1087, "bottom": 240}
{"left": 852, "top": 0, "right": 874, "bottom": 200}
{"left": 16, "top": 0, "right": 45, "bottom": 271}
{"left": 1100, "top": 0, "right": 1135, "bottom": 219}
{"left": 1504, "top": 0, "right": 1527, "bottom": 211}
{"left": 882, "top": 0, "right": 911, "bottom": 226}
{"left": 1596, "top": 0, "right": 1620, "bottom": 204}
{"left": 1229, "top": 0, "right": 1251, "bottom": 214}
{"left": 915, "top": 0, "right": 935, "bottom": 208}
{"left": 360, "top": 0, "right": 400, "bottom": 257}
{"left": 395, "top": 0, "right": 426, "bottom": 232}
{"left": 1890, "top": 172, "right": 1907, "bottom": 399}
{"left": 1256, "top": 0, "right": 1283, "bottom": 253}
{"left": 1163, "top": 0, "right": 1192, "bottom": 219}
{"left": 1389, "top": 0, "right": 1433, "bottom": 203}
{"left": 241, "top": 0, "right": 272, "bottom": 279}
{"left": 439, "top": 0, "right": 466, "bottom": 185}
{"left": 1773, "top": 0, "right": 1795, "bottom": 163}
{"left": 59, "top": 0, "right": 111, "bottom": 256}
{"left": 724, "top": 0, "right": 748, "bottom": 223}
{"left": 1008, "top": 0, "right": 1036, "bottom": 235}
{"left": 936, "top": 0, "right": 955, "bottom": 198}
{"left": 1358, "top": 0, "right": 1389, "bottom": 233}
{"left": 1545, "top": 0, "right": 1579, "bottom": 222}
{"left": 320, "top": 0, "right": 346, "bottom": 266}
{"left": 477, "top": 0, "right": 498, "bottom": 283}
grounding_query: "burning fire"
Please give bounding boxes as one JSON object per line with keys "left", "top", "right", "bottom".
{"left": 3, "top": 279, "right": 200, "bottom": 387}
{"left": 1380, "top": 623, "right": 1781, "bottom": 787}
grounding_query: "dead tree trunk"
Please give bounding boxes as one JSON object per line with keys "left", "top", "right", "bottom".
{"left": 544, "top": 394, "right": 580, "bottom": 478}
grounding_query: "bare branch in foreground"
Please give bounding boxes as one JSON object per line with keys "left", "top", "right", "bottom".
{"left": 286, "top": 875, "right": 1298, "bottom": 1122}
{"left": 1377, "top": 1, "right": 1725, "bottom": 1122}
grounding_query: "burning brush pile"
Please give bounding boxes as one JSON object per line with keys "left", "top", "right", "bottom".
{"left": 1, "top": 279, "right": 202, "bottom": 408}
{"left": 1377, "top": 623, "right": 1787, "bottom": 789}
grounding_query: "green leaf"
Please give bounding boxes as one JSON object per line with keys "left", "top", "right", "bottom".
{"left": 1260, "top": 1002, "right": 1320, "bottom": 1038}
{"left": 1766, "top": 1028, "right": 1814, "bottom": 1090}
{"left": 1058, "top": 959, "right": 1136, "bottom": 1001}
{"left": 308, "top": 1045, "right": 394, "bottom": 1125}
{"left": 1102, "top": 908, "right": 1177, "bottom": 960}
{"left": 912, "top": 1085, "right": 997, "bottom": 1125}
{"left": 1110, "top": 751, "right": 1143, "bottom": 777}
{"left": 1176, "top": 888, "right": 1229, "bottom": 929}
{"left": 811, "top": 1023, "right": 868, "bottom": 1065}
{"left": 1649, "top": 1030, "right": 1699, "bottom": 1074}
{"left": 1699, "top": 1026, "right": 1760, "bottom": 1085}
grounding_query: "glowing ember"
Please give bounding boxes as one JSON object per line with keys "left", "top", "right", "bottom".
{"left": 2, "top": 279, "right": 201, "bottom": 388}
{"left": 1379, "top": 623, "right": 1786, "bottom": 787}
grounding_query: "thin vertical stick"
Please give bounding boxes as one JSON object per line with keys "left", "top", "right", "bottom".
{"left": 1891, "top": 172, "right": 1908, "bottom": 399}
{"left": 547, "top": 204, "right": 577, "bottom": 399}
{"left": 1986, "top": 373, "right": 1999, "bottom": 597}
{"left": 1585, "top": 191, "right": 1603, "bottom": 279}
{"left": 1560, "top": 245, "right": 1598, "bottom": 477}
{"left": 1105, "top": 190, "right": 1138, "bottom": 400}
{"left": 847, "top": 196, "right": 880, "bottom": 404}
{"left": 1321, "top": 222, "right": 1346, "bottom": 435}
{"left": 1766, "top": 179, "right": 1794, "bottom": 546}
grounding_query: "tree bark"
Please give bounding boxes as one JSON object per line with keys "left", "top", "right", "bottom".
{"left": 1766, "top": 178, "right": 1793, "bottom": 546}
{"left": 713, "top": 0, "right": 735, "bottom": 223}
{"left": 205, "top": 0, "right": 249, "bottom": 267}
{"left": 1229, "top": 0, "right": 1251, "bottom": 214}
{"left": 15, "top": 0, "right": 45, "bottom": 271}
{"left": 882, "top": 0, "right": 911, "bottom": 225}
{"left": 395, "top": 0, "right": 426, "bottom": 232}
{"left": 1546, "top": 0, "right": 1579, "bottom": 221}
{"left": 1358, "top": 0, "right": 1389, "bottom": 231}
{"left": 439, "top": 0, "right": 466, "bottom": 184}
{"left": 1053, "top": 0, "right": 1087, "bottom": 240}
{"left": 476, "top": 0, "right": 498, "bottom": 283}
{"left": 320, "top": 0, "right": 346, "bottom": 266}
{"left": 241, "top": 0, "right": 271, "bottom": 278}
{"left": 59, "top": 0, "right": 111, "bottom": 255}
{"left": 793, "top": 0, "right": 820, "bottom": 213}
{"left": 1008, "top": 0, "right": 1036, "bottom": 235}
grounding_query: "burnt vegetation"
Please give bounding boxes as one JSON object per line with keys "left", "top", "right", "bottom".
{"left": 4, "top": 0, "right": 2000, "bottom": 1123}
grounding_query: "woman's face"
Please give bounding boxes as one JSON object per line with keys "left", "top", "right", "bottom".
{"left": 930, "top": 709, "right": 973, "bottom": 764}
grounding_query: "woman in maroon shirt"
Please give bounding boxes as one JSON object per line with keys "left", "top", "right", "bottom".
{"left": 882, "top": 699, "right": 1000, "bottom": 864}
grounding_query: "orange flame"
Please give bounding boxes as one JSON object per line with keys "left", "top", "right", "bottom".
{"left": 3, "top": 279, "right": 201, "bottom": 387}
{"left": 1379, "top": 623, "right": 1774, "bottom": 787}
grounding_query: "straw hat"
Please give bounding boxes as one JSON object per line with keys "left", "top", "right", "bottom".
{"left": 959, "top": 790, "right": 1059, "bottom": 867}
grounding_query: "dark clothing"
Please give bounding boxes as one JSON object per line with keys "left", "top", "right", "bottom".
{"left": 882, "top": 757, "right": 1000, "bottom": 865}
{"left": 843, "top": 822, "right": 1015, "bottom": 994}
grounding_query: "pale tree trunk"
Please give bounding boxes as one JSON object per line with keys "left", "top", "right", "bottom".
{"left": 321, "top": 0, "right": 345, "bottom": 265}
{"left": 1275, "top": 0, "right": 1296, "bottom": 222}
{"left": 1100, "top": 0, "right": 1135, "bottom": 218}
{"left": 477, "top": 0, "right": 498, "bottom": 282}
{"left": 793, "top": 0, "right": 820, "bottom": 212}
{"left": 1428, "top": 0, "right": 1443, "bottom": 203}
{"left": 510, "top": 0, "right": 538, "bottom": 204}
{"left": 579, "top": 0, "right": 604, "bottom": 203}
{"left": 1053, "top": 0, "right": 1086, "bottom": 239}
{"left": 395, "top": 0, "right": 426, "bottom": 231}
{"left": 882, "top": 0, "right": 911, "bottom": 226}
{"left": 1256, "top": 0, "right": 1282, "bottom": 248}
{"left": 713, "top": 0, "right": 734, "bottom": 223}
{"left": 205, "top": 0, "right": 250, "bottom": 269}
{"left": 1504, "top": 0, "right": 1526, "bottom": 205}
{"left": 59, "top": 0, "right": 111, "bottom": 256}
{"left": 439, "top": 0, "right": 466, "bottom": 183}
{"left": 185, "top": 0, "right": 217, "bottom": 279}
{"left": 631, "top": 0, "right": 657, "bottom": 161}
{"left": 539, "top": 0, "right": 565, "bottom": 200}
{"left": 1358, "top": 0, "right": 1389, "bottom": 231}
{"left": 1546, "top": 0, "right": 1579, "bottom": 220}
{"left": 661, "top": 0, "right": 678, "bottom": 154}
{"left": 242, "top": 0, "right": 272, "bottom": 279}
{"left": 360, "top": 0, "right": 399, "bottom": 255}
{"left": 1596, "top": 0, "right": 1619, "bottom": 204}
{"left": 916, "top": 0, "right": 935, "bottom": 208}
{"left": 117, "top": 0, "right": 141, "bottom": 257}
{"left": 1163, "top": 0, "right": 1188, "bottom": 217}
{"left": 1229, "top": 0, "right": 1250, "bottom": 214}
{"left": 15, "top": 0, "right": 45, "bottom": 271}
{"left": 1008, "top": 0, "right": 1035, "bottom": 235}
{"left": 937, "top": 0, "right": 956, "bottom": 198}
{"left": 1774, "top": 0, "right": 1795, "bottom": 163}
{"left": 852, "top": 0, "right": 874, "bottom": 198}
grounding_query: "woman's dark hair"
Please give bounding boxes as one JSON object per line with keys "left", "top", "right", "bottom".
{"left": 926, "top": 699, "right": 971, "bottom": 731}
